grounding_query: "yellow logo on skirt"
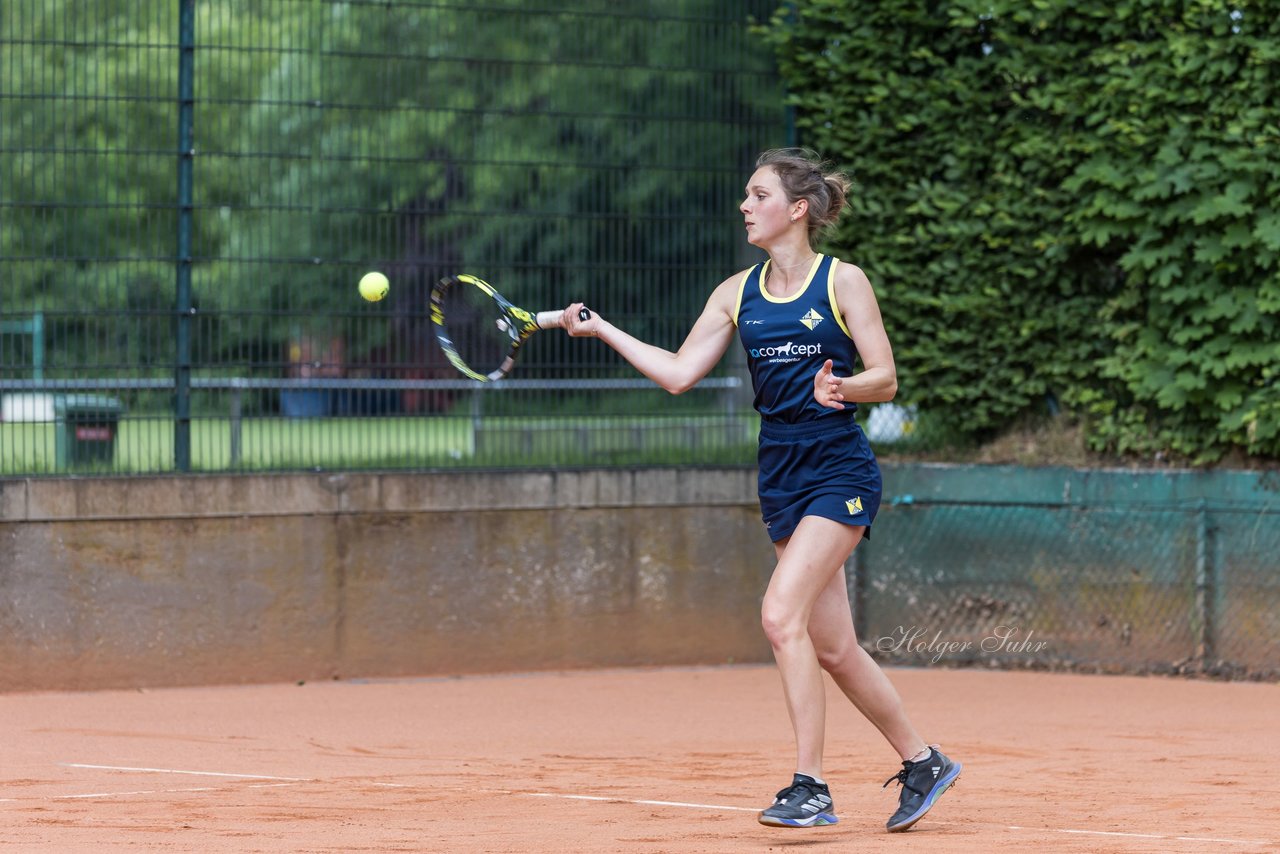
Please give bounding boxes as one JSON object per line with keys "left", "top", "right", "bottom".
{"left": 845, "top": 497, "right": 863, "bottom": 514}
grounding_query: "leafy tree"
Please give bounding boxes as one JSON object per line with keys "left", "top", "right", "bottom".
{"left": 1051, "top": 2, "right": 1280, "bottom": 459}
{"left": 210, "top": 1, "right": 783, "bottom": 382}
{"left": 1, "top": 0, "right": 182, "bottom": 372}
{"left": 4, "top": 1, "right": 782, "bottom": 399}
{"left": 756, "top": 0, "right": 1279, "bottom": 461}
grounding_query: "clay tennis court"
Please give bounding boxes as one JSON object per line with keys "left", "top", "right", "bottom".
{"left": 2, "top": 665, "right": 1277, "bottom": 853}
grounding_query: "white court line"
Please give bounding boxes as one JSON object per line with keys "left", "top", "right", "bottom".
{"left": 14, "top": 764, "right": 312, "bottom": 803}
{"left": 31, "top": 771, "right": 1276, "bottom": 848}
{"left": 1009, "top": 825, "right": 1273, "bottom": 846}
{"left": 61, "top": 763, "right": 309, "bottom": 782}
{"left": 56, "top": 786, "right": 219, "bottom": 800}
{"left": 523, "top": 792, "right": 757, "bottom": 812}
{"left": 3, "top": 781, "right": 302, "bottom": 804}
{"left": 53, "top": 782, "right": 299, "bottom": 801}
{"left": 520, "top": 791, "right": 1274, "bottom": 847}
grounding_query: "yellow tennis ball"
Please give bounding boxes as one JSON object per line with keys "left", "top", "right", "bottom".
{"left": 358, "top": 271, "right": 389, "bottom": 302}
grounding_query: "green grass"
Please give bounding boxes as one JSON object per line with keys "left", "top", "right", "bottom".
{"left": 0, "top": 414, "right": 758, "bottom": 475}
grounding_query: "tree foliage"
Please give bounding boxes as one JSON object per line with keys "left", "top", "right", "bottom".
{"left": 756, "top": 0, "right": 1280, "bottom": 461}
{"left": 2, "top": 1, "right": 780, "bottom": 387}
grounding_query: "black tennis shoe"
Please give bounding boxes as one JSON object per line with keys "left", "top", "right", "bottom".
{"left": 757, "top": 773, "right": 838, "bottom": 828}
{"left": 883, "top": 747, "right": 961, "bottom": 832}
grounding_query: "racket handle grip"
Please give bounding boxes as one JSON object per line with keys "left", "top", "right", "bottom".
{"left": 535, "top": 307, "right": 593, "bottom": 329}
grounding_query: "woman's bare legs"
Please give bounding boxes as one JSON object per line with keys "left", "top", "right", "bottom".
{"left": 763, "top": 516, "right": 927, "bottom": 780}
{"left": 806, "top": 551, "right": 928, "bottom": 761}
{"left": 760, "top": 515, "right": 857, "bottom": 779}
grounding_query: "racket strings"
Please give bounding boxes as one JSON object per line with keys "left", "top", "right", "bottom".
{"left": 436, "top": 279, "right": 516, "bottom": 378}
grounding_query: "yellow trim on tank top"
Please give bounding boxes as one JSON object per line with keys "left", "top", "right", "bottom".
{"left": 826, "top": 258, "right": 854, "bottom": 340}
{"left": 758, "top": 254, "right": 824, "bottom": 303}
{"left": 731, "top": 266, "right": 754, "bottom": 325}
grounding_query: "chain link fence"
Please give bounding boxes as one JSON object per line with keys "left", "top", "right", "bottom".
{"left": 857, "top": 493, "right": 1280, "bottom": 680}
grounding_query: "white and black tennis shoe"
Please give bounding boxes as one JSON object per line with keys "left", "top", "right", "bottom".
{"left": 757, "top": 773, "right": 838, "bottom": 828}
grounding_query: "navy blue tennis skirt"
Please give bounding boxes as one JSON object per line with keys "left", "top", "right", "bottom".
{"left": 756, "top": 411, "right": 882, "bottom": 543}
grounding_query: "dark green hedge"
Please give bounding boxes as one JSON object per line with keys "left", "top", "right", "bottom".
{"left": 756, "top": 1, "right": 1280, "bottom": 462}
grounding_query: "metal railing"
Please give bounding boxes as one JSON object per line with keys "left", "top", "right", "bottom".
{"left": 0, "top": 374, "right": 753, "bottom": 473}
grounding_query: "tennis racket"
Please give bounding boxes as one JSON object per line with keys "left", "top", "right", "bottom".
{"left": 430, "top": 273, "right": 591, "bottom": 382}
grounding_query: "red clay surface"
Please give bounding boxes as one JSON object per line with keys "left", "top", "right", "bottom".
{"left": 2, "top": 666, "right": 1278, "bottom": 853}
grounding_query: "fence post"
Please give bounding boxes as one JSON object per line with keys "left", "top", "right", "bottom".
{"left": 469, "top": 387, "right": 483, "bottom": 455}
{"left": 229, "top": 380, "right": 243, "bottom": 467}
{"left": 1194, "top": 500, "right": 1216, "bottom": 669}
{"left": 32, "top": 311, "right": 44, "bottom": 382}
{"left": 174, "top": 0, "right": 196, "bottom": 472}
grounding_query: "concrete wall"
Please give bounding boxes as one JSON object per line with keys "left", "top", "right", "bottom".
{"left": 6, "top": 463, "right": 1276, "bottom": 692}
{"left": 0, "top": 470, "right": 776, "bottom": 692}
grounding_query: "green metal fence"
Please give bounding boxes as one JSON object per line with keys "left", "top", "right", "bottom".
{"left": 1, "top": 0, "right": 785, "bottom": 475}
{"left": 858, "top": 466, "right": 1280, "bottom": 680}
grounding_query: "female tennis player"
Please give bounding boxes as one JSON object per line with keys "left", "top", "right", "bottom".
{"left": 557, "top": 148, "right": 960, "bottom": 833}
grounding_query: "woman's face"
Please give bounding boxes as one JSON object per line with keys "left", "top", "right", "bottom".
{"left": 741, "top": 166, "right": 794, "bottom": 248}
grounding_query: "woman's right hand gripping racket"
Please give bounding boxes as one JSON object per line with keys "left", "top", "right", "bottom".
{"left": 429, "top": 273, "right": 591, "bottom": 382}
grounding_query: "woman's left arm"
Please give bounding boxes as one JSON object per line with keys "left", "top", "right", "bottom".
{"left": 814, "top": 263, "right": 897, "bottom": 409}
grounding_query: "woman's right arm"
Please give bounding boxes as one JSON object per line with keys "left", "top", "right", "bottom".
{"left": 560, "top": 275, "right": 741, "bottom": 395}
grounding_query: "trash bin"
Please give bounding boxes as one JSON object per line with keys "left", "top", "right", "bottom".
{"left": 55, "top": 394, "right": 124, "bottom": 470}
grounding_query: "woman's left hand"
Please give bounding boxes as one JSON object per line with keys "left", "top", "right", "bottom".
{"left": 814, "top": 359, "right": 846, "bottom": 410}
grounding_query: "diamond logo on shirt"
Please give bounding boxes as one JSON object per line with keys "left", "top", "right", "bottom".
{"left": 799, "top": 308, "right": 824, "bottom": 330}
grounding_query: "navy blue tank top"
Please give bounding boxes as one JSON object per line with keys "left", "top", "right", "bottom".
{"left": 734, "top": 254, "right": 859, "bottom": 423}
